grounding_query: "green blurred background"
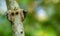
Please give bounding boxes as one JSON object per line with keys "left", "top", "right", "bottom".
{"left": 0, "top": 0, "right": 60, "bottom": 36}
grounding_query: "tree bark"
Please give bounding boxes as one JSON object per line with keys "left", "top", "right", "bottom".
{"left": 6, "top": 0, "right": 25, "bottom": 36}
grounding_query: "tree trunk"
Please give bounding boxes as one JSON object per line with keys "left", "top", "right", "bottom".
{"left": 6, "top": 0, "right": 25, "bottom": 36}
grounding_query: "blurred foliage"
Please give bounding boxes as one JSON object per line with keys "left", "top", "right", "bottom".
{"left": 0, "top": 0, "right": 60, "bottom": 36}
{"left": 0, "top": 14, "right": 12, "bottom": 36}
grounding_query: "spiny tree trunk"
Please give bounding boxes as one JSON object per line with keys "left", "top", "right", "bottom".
{"left": 6, "top": 0, "right": 25, "bottom": 36}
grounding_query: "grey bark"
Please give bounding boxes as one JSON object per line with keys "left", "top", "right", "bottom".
{"left": 6, "top": 0, "right": 25, "bottom": 36}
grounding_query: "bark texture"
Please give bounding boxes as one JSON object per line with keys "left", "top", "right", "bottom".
{"left": 6, "top": 0, "right": 25, "bottom": 36}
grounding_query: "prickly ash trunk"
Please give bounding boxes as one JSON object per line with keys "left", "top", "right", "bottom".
{"left": 12, "top": 14, "right": 24, "bottom": 36}
{"left": 6, "top": 0, "right": 25, "bottom": 36}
